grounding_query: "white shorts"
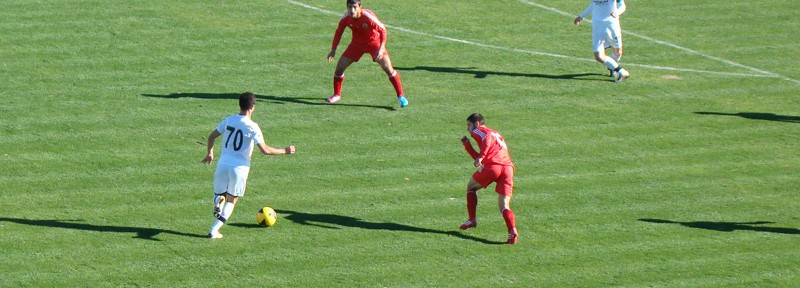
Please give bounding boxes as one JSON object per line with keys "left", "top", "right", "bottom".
{"left": 213, "top": 164, "right": 250, "bottom": 197}
{"left": 592, "top": 21, "right": 623, "bottom": 52}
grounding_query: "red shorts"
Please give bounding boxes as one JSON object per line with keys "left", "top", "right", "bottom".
{"left": 472, "top": 164, "right": 515, "bottom": 196}
{"left": 342, "top": 42, "right": 385, "bottom": 62}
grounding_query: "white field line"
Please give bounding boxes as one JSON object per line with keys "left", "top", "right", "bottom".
{"left": 288, "top": 0, "right": 339, "bottom": 16}
{"left": 288, "top": 0, "right": 794, "bottom": 81}
{"left": 518, "top": 0, "right": 799, "bottom": 84}
{"left": 391, "top": 26, "right": 774, "bottom": 78}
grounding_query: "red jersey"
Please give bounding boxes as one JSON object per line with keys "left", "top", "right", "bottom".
{"left": 331, "top": 9, "right": 387, "bottom": 49}
{"left": 463, "top": 125, "right": 514, "bottom": 167}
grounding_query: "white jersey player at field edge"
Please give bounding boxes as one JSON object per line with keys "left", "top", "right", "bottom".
{"left": 201, "top": 92, "right": 296, "bottom": 239}
{"left": 574, "top": 0, "right": 630, "bottom": 83}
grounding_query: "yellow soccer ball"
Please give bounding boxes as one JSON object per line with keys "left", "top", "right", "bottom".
{"left": 256, "top": 207, "right": 277, "bottom": 227}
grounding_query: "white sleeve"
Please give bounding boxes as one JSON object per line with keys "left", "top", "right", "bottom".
{"left": 616, "top": 0, "right": 626, "bottom": 16}
{"left": 254, "top": 128, "right": 265, "bottom": 145}
{"left": 579, "top": 2, "right": 593, "bottom": 19}
{"left": 215, "top": 118, "right": 227, "bottom": 134}
{"left": 252, "top": 123, "right": 265, "bottom": 145}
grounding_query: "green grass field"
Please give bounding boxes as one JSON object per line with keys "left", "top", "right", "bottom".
{"left": 2, "top": 0, "right": 798, "bottom": 287}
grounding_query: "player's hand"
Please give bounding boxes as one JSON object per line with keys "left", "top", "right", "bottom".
{"left": 327, "top": 50, "right": 336, "bottom": 62}
{"left": 460, "top": 136, "right": 470, "bottom": 144}
{"left": 573, "top": 16, "right": 583, "bottom": 25}
{"left": 202, "top": 154, "right": 213, "bottom": 164}
{"left": 473, "top": 157, "right": 483, "bottom": 167}
{"left": 285, "top": 145, "right": 296, "bottom": 154}
{"left": 374, "top": 47, "right": 385, "bottom": 61}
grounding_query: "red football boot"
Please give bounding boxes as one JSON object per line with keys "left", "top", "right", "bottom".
{"left": 506, "top": 232, "right": 518, "bottom": 244}
{"left": 459, "top": 219, "right": 477, "bottom": 230}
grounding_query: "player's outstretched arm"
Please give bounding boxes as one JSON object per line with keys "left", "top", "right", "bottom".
{"left": 576, "top": 3, "right": 592, "bottom": 25}
{"left": 259, "top": 144, "right": 296, "bottom": 155}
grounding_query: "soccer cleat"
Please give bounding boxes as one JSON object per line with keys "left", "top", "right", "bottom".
{"left": 208, "top": 231, "right": 223, "bottom": 239}
{"left": 213, "top": 195, "right": 225, "bottom": 219}
{"left": 397, "top": 96, "right": 408, "bottom": 108}
{"left": 506, "top": 232, "right": 518, "bottom": 244}
{"left": 608, "top": 68, "right": 617, "bottom": 78}
{"left": 326, "top": 94, "right": 341, "bottom": 104}
{"left": 615, "top": 68, "right": 629, "bottom": 83}
{"left": 459, "top": 219, "right": 477, "bottom": 230}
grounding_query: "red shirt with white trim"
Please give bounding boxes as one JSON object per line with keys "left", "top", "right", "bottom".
{"left": 331, "top": 9, "right": 387, "bottom": 49}
{"left": 463, "top": 125, "right": 514, "bottom": 167}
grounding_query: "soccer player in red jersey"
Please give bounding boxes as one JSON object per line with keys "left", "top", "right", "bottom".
{"left": 460, "top": 113, "right": 518, "bottom": 244}
{"left": 326, "top": 0, "right": 408, "bottom": 108}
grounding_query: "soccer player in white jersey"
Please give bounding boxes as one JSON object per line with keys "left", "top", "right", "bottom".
{"left": 574, "top": 0, "right": 630, "bottom": 83}
{"left": 201, "top": 92, "right": 296, "bottom": 239}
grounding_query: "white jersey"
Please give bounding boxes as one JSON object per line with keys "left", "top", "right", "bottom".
{"left": 214, "top": 114, "right": 265, "bottom": 167}
{"left": 580, "top": 0, "right": 626, "bottom": 24}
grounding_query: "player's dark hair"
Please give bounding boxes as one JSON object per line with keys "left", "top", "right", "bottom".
{"left": 239, "top": 92, "right": 256, "bottom": 110}
{"left": 467, "top": 113, "right": 485, "bottom": 125}
{"left": 347, "top": 0, "right": 360, "bottom": 5}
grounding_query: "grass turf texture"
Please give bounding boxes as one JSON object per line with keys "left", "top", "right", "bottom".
{"left": 1, "top": 0, "right": 798, "bottom": 286}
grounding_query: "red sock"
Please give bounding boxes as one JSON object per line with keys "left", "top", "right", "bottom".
{"left": 502, "top": 209, "right": 516, "bottom": 233}
{"left": 466, "top": 190, "right": 477, "bottom": 220}
{"left": 388, "top": 71, "right": 404, "bottom": 97}
{"left": 333, "top": 74, "right": 344, "bottom": 96}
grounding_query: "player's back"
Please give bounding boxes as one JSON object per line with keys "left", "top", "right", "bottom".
{"left": 470, "top": 126, "right": 513, "bottom": 166}
{"left": 216, "top": 114, "right": 264, "bottom": 167}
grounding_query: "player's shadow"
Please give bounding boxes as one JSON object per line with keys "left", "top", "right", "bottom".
{"left": 231, "top": 209, "right": 506, "bottom": 245}
{"left": 639, "top": 218, "right": 800, "bottom": 235}
{"left": 141, "top": 93, "right": 395, "bottom": 111}
{"left": 0, "top": 217, "right": 207, "bottom": 241}
{"left": 395, "top": 66, "right": 603, "bottom": 81}
{"left": 694, "top": 111, "right": 800, "bottom": 123}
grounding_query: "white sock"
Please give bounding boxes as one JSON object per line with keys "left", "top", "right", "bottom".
{"left": 209, "top": 220, "right": 224, "bottom": 234}
{"left": 221, "top": 203, "right": 235, "bottom": 220}
{"left": 209, "top": 202, "right": 236, "bottom": 233}
{"left": 602, "top": 58, "right": 619, "bottom": 71}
